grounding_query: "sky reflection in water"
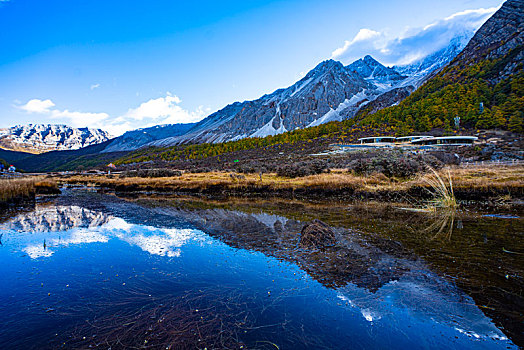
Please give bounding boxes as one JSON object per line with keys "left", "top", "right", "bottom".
{"left": 0, "top": 194, "right": 518, "bottom": 349}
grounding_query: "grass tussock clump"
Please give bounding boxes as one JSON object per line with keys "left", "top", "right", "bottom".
{"left": 34, "top": 180, "right": 61, "bottom": 194}
{"left": 422, "top": 168, "right": 457, "bottom": 210}
{"left": 0, "top": 177, "right": 60, "bottom": 206}
{"left": 0, "top": 178, "right": 36, "bottom": 205}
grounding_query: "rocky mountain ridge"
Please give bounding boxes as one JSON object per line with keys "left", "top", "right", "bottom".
{"left": 348, "top": 55, "right": 407, "bottom": 89}
{"left": 2, "top": 24, "right": 481, "bottom": 154}
{"left": 448, "top": 0, "right": 523, "bottom": 84}
{"left": 101, "top": 123, "right": 196, "bottom": 153}
{"left": 359, "top": 0, "right": 523, "bottom": 134}
{"left": 149, "top": 59, "right": 378, "bottom": 147}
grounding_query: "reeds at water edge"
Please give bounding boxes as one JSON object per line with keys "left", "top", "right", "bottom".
{"left": 422, "top": 167, "right": 457, "bottom": 210}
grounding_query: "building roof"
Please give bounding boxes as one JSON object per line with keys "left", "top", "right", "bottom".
{"left": 357, "top": 136, "right": 396, "bottom": 141}
{"left": 395, "top": 135, "right": 433, "bottom": 140}
{"left": 411, "top": 136, "right": 478, "bottom": 144}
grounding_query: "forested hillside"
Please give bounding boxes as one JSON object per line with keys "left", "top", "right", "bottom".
{"left": 358, "top": 0, "right": 523, "bottom": 134}
{"left": 358, "top": 48, "right": 523, "bottom": 134}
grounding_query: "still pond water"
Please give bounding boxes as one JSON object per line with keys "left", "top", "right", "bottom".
{"left": 0, "top": 188, "right": 522, "bottom": 349}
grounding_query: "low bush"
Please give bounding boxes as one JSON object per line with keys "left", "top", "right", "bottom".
{"left": 347, "top": 153, "right": 443, "bottom": 178}
{"left": 429, "top": 151, "right": 461, "bottom": 165}
{"left": 276, "top": 160, "right": 328, "bottom": 178}
{"left": 120, "top": 168, "right": 182, "bottom": 178}
{"left": 236, "top": 160, "right": 271, "bottom": 174}
{"left": 188, "top": 167, "right": 212, "bottom": 173}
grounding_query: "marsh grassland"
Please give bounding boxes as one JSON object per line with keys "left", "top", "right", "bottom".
{"left": 56, "top": 163, "right": 523, "bottom": 203}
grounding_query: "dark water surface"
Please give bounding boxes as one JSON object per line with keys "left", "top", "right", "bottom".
{"left": 0, "top": 189, "right": 522, "bottom": 349}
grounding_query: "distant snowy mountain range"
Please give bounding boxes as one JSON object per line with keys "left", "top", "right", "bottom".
{"left": 0, "top": 124, "right": 111, "bottom": 153}
{"left": 0, "top": 30, "right": 472, "bottom": 154}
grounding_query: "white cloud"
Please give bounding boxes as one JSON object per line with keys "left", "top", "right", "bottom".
{"left": 115, "top": 92, "right": 207, "bottom": 127}
{"left": 50, "top": 109, "right": 109, "bottom": 127}
{"left": 332, "top": 6, "right": 498, "bottom": 66}
{"left": 15, "top": 93, "right": 206, "bottom": 136}
{"left": 16, "top": 98, "right": 109, "bottom": 131}
{"left": 100, "top": 93, "right": 205, "bottom": 136}
{"left": 123, "top": 93, "right": 183, "bottom": 121}
{"left": 90, "top": 83, "right": 100, "bottom": 90}
{"left": 17, "top": 99, "right": 55, "bottom": 113}
{"left": 442, "top": 7, "right": 499, "bottom": 23}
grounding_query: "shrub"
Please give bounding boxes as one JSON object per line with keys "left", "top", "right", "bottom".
{"left": 428, "top": 151, "right": 460, "bottom": 165}
{"left": 235, "top": 160, "right": 272, "bottom": 174}
{"left": 347, "top": 152, "right": 443, "bottom": 178}
{"left": 120, "top": 169, "right": 182, "bottom": 178}
{"left": 276, "top": 159, "right": 328, "bottom": 178}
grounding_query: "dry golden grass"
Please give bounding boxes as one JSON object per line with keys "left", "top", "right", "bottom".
{"left": 444, "top": 164, "right": 524, "bottom": 189}
{"left": 422, "top": 168, "right": 457, "bottom": 209}
{"left": 0, "top": 177, "right": 37, "bottom": 204}
{"left": 0, "top": 177, "right": 59, "bottom": 204}
{"left": 57, "top": 163, "right": 524, "bottom": 199}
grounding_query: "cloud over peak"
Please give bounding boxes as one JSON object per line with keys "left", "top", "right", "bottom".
{"left": 17, "top": 99, "right": 55, "bottom": 114}
{"left": 50, "top": 109, "right": 109, "bottom": 126}
{"left": 15, "top": 93, "right": 206, "bottom": 136}
{"left": 124, "top": 93, "right": 183, "bottom": 121}
{"left": 332, "top": 6, "right": 499, "bottom": 67}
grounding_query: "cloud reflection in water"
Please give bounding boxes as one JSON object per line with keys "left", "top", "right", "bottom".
{"left": 0, "top": 206, "right": 206, "bottom": 259}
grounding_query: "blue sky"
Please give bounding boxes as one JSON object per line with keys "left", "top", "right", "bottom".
{"left": 0, "top": 0, "right": 503, "bottom": 135}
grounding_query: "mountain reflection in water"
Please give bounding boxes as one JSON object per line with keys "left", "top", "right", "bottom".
{"left": 0, "top": 190, "right": 519, "bottom": 349}
{"left": 0, "top": 205, "right": 206, "bottom": 259}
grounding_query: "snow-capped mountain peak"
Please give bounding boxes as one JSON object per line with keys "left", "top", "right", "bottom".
{"left": 347, "top": 55, "right": 407, "bottom": 89}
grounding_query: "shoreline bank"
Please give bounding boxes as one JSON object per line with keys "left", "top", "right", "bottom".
{"left": 53, "top": 163, "right": 524, "bottom": 204}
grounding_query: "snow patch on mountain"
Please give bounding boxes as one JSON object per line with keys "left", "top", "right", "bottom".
{"left": 101, "top": 123, "right": 195, "bottom": 152}
{"left": 290, "top": 77, "right": 314, "bottom": 98}
{"left": 250, "top": 116, "right": 288, "bottom": 138}
{"left": 394, "top": 30, "right": 473, "bottom": 87}
{"left": 307, "top": 90, "right": 369, "bottom": 127}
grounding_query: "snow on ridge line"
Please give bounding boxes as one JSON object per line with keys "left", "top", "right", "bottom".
{"left": 290, "top": 77, "right": 313, "bottom": 98}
